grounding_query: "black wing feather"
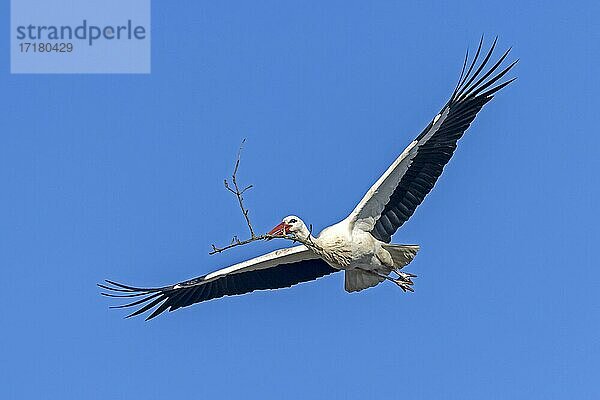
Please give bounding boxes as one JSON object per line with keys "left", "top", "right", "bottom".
{"left": 371, "top": 37, "right": 517, "bottom": 243}
{"left": 99, "top": 258, "right": 338, "bottom": 320}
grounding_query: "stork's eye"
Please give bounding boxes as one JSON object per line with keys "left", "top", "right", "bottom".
{"left": 289, "top": 219, "right": 297, "bottom": 223}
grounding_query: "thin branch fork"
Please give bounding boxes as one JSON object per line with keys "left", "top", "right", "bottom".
{"left": 210, "top": 140, "right": 312, "bottom": 255}
{"left": 223, "top": 139, "right": 255, "bottom": 238}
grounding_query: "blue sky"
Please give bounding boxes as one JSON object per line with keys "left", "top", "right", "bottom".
{"left": 1, "top": 1, "right": 599, "bottom": 399}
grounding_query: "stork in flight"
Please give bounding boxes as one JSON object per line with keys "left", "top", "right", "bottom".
{"left": 100, "top": 38, "right": 517, "bottom": 320}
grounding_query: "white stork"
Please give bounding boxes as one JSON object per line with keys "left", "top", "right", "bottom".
{"left": 100, "top": 37, "right": 517, "bottom": 320}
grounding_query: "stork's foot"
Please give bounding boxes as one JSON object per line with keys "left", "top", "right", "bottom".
{"left": 392, "top": 270, "right": 416, "bottom": 292}
{"left": 393, "top": 278, "right": 414, "bottom": 292}
{"left": 395, "top": 270, "right": 416, "bottom": 281}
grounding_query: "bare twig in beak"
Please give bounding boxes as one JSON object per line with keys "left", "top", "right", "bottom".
{"left": 209, "top": 140, "right": 320, "bottom": 255}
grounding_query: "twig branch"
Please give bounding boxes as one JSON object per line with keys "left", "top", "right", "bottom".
{"left": 223, "top": 139, "right": 256, "bottom": 239}
{"left": 209, "top": 140, "right": 314, "bottom": 255}
{"left": 210, "top": 233, "right": 303, "bottom": 255}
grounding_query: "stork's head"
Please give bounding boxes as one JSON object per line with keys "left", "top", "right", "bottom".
{"left": 268, "top": 215, "right": 310, "bottom": 239}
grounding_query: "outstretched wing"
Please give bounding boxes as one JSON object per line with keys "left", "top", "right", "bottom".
{"left": 99, "top": 245, "right": 338, "bottom": 320}
{"left": 348, "top": 37, "right": 517, "bottom": 242}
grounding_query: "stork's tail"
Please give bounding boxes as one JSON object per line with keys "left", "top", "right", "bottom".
{"left": 382, "top": 244, "right": 420, "bottom": 269}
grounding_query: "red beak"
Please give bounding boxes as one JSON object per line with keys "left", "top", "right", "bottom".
{"left": 268, "top": 222, "right": 290, "bottom": 236}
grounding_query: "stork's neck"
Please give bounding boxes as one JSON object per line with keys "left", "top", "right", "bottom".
{"left": 300, "top": 234, "right": 321, "bottom": 253}
{"left": 294, "top": 226, "right": 319, "bottom": 251}
{"left": 296, "top": 231, "right": 315, "bottom": 244}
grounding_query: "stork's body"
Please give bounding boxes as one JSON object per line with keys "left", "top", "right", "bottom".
{"left": 100, "top": 37, "right": 517, "bottom": 320}
{"left": 291, "top": 218, "right": 418, "bottom": 292}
